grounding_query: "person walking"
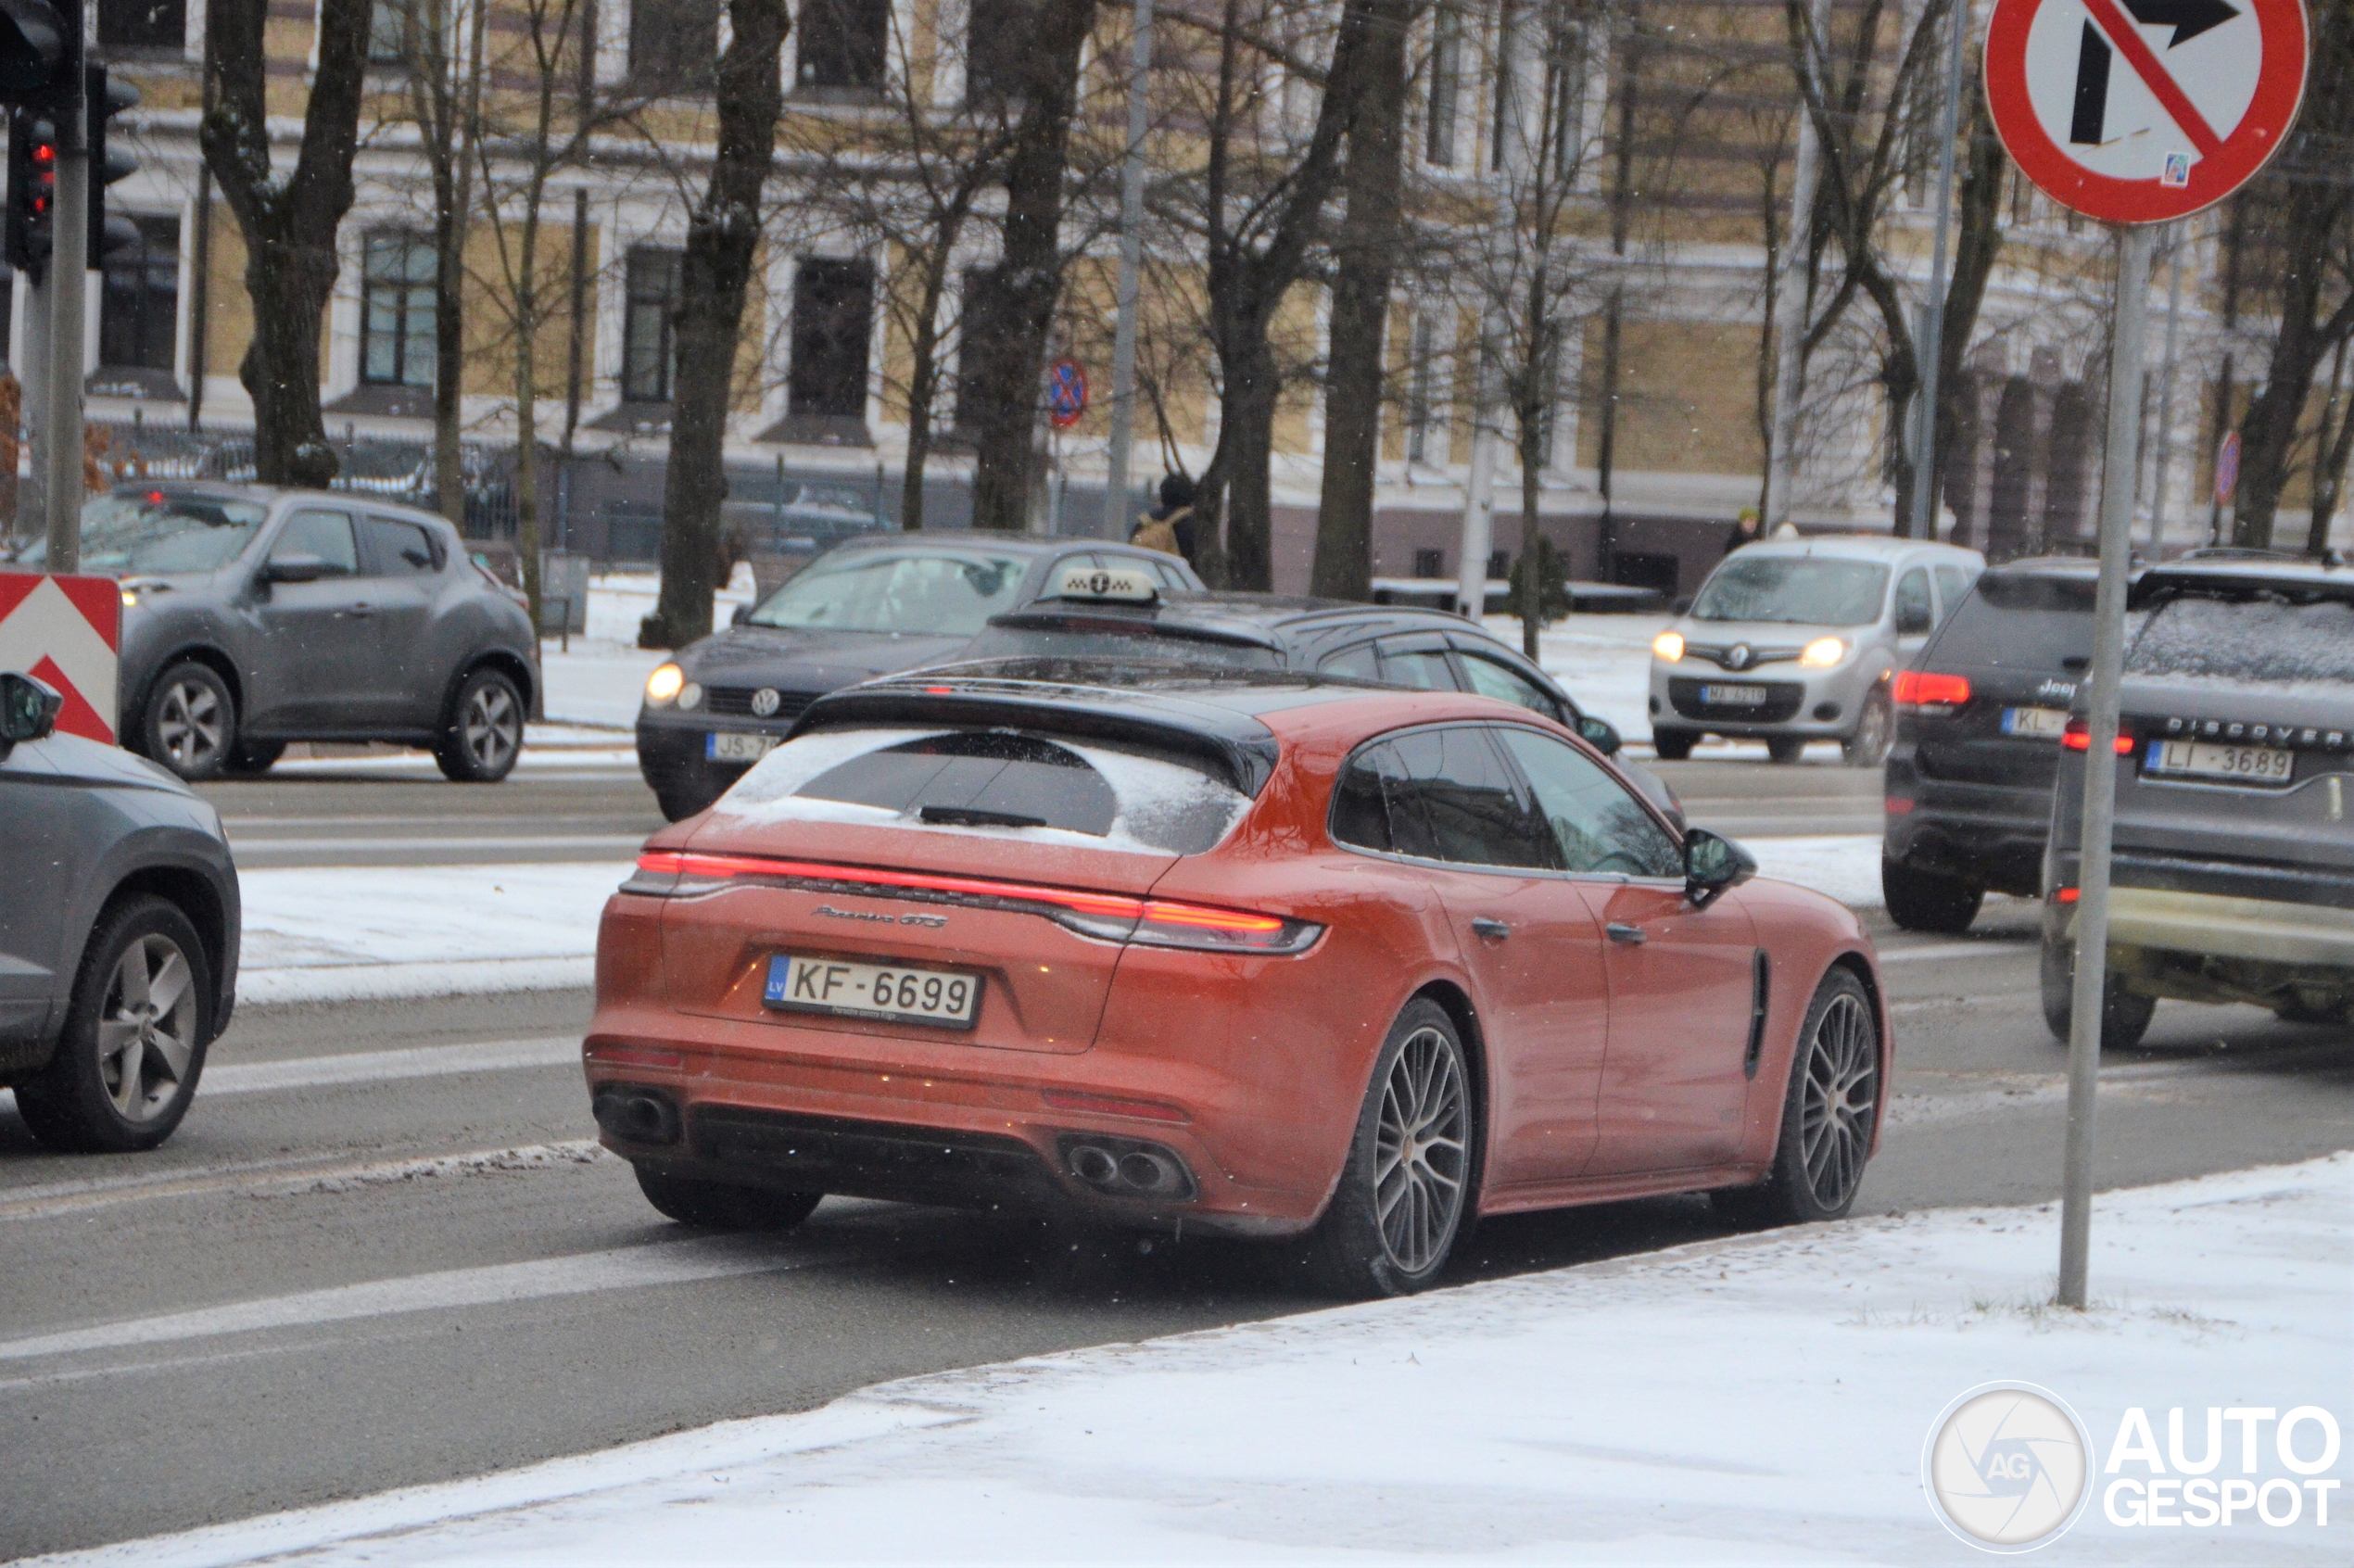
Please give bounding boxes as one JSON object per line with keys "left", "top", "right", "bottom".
{"left": 1131, "top": 474, "right": 1196, "bottom": 565}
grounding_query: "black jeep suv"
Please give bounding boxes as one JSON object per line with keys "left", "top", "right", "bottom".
{"left": 1881, "top": 559, "right": 2100, "bottom": 931}
{"left": 2042, "top": 558, "right": 2354, "bottom": 1048}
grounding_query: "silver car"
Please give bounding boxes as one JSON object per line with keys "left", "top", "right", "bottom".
{"left": 20, "top": 484, "right": 540, "bottom": 782}
{"left": 1648, "top": 535, "right": 1984, "bottom": 765}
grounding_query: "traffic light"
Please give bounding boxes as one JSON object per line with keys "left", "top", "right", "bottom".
{"left": 6, "top": 106, "right": 55, "bottom": 278}
{"left": 0, "top": 0, "right": 71, "bottom": 106}
{"left": 88, "top": 65, "right": 137, "bottom": 263}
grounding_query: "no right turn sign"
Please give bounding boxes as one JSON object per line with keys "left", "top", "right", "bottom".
{"left": 1985, "top": 0, "right": 2310, "bottom": 222}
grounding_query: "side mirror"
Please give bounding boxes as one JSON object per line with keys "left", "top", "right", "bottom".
{"left": 1576, "top": 714, "right": 1623, "bottom": 756}
{"left": 260, "top": 553, "right": 331, "bottom": 585}
{"left": 1683, "top": 827, "right": 1756, "bottom": 908}
{"left": 0, "top": 671, "right": 64, "bottom": 744}
{"left": 1671, "top": 595, "right": 1693, "bottom": 615}
{"left": 731, "top": 602, "right": 754, "bottom": 628}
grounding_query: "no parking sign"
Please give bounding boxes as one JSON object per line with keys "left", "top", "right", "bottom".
{"left": 1985, "top": 0, "right": 2309, "bottom": 222}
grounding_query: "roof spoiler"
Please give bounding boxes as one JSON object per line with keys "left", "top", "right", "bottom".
{"left": 790, "top": 677, "right": 1283, "bottom": 796}
{"left": 2131, "top": 559, "right": 2354, "bottom": 611}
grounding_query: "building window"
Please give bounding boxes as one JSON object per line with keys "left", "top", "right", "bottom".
{"left": 100, "top": 216, "right": 180, "bottom": 373}
{"left": 798, "top": 0, "right": 889, "bottom": 91}
{"left": 789, "top": 258, "right": 876, "bottom": 419}
{"left": 361, "top": 233, "right": 437, "bottom": 387}
{"left": 1414, "top": 548, "right": 1445, "bottom": 578}
{"left": 1426, "top": 7, "right": 1462, "bottom": 168}
{"left": 368, "top": 0, "right": 414, "bottom": 63}
{"left": 97, "top": 0, "right": 186, "bottom": 49}
{"left": 622, "top": 247, "right": 684, "bottom": 403}
{"left": 633, "top": 0, "right": 720, "bottom": 90}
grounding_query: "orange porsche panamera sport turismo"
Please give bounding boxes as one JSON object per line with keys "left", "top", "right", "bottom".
{"left": 586, "top": 662, "right": 1889, "bottom": 1296}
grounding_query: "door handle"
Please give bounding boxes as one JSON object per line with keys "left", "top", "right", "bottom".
{"left": 1470, "top": 917, "right": 1511, "bottom": 941}
{"left": 1606, "top": 922, "right": 1647, "bottom": 944}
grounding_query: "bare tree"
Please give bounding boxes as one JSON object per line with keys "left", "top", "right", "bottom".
{"left": 200, "top": 0, "right": 373, "bottom": 486}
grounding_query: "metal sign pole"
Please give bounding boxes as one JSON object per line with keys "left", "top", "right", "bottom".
{"left": 1101, "top": 0, "right": 1154, "bottom": 539}
{"left": 2057, "top": 221, "right": 2154, "bottom": 1309}
{"left": 42, "top": 65, "right": 86, "bottom": 572}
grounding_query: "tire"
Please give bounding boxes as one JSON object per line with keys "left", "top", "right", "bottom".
{"left": 1880, "top": 857, "right": 1982, "bottom": 933}
{"left": 633, "top": 1165, "right": 822, "bottom": 1231}
{"left": 1766, "top": 736, "right": 1807, "bottom": 765}
{"left": 14, "top": 896, "right": 213, "bottom": 1154}
{"left": 222, "top": 739, "right": 285, "bottom": 777}
{"left": 1298, "top": 998, "right": 1475, "bottom": 1298}
{"left": 1652, "top": 728, "right": 1698, "bottom": 762}
{"left": 1842, "top": 689, "right": 1893, "bottom": 767}
{"left": 435, "top": 665, "right": 525, "bottom": 783}
{"left": 1714, "top": 967, "right": 1879, "bottom": 1228}
{"left": 141, "top": 663, "right": 237, "bottom": 781}
{"left": 2039, "top": 932, "right": 2157, "bottom": 1050}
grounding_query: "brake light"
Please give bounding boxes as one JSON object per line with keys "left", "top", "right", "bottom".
{"left": 1892, "top": 671, "right": 1970, "bottom": 708}
{"left": 621, "top": 851, "right": 1321, "bottom": 954}
{"left": 1885, "top": 796, "right": 1915, "bottom": 816}
{"left": 2060, "top": 719, "right": 2135, "bottom": 753}
{"left": 2056, "top": 887, "right": 2081, "bottom": 904}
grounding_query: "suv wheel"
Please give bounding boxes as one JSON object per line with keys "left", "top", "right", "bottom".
{"left": 1842, "top": 689, "right": 1893, "bottom": 767}
{"left": 142, "top": 663, "right": 236, "bottom": 781}
{"left": 1652, "top": 727, "right": 1698, "bottom": 761}
{"left": 2039, "top": 930, "right": 2156, "bottom": 1051}
{"left": 436, "top": 666, "right": 525, "bottom": 782}
{"left": 1881, "top": 858, "right": 1982, "bottom": 933}
{"left": 15, "top": 896, "right": 213, "bottom": 1153}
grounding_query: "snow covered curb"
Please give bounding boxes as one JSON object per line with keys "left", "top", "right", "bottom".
{"left": 41, "top": 1154, "right": 2351, "bottom": 1565}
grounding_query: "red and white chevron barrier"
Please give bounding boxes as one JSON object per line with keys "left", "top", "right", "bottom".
{"left": 0, "top": 571, "right": 121, "bottom": 743}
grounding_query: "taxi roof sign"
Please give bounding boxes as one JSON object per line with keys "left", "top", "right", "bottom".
{"left": 1051, "top": 564, "right": 1158, "bottom": 603}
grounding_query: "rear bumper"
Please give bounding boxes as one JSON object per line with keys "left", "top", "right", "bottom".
{"left": 2070, "top": 887, "right": 2354, "bottom": 969}
{"left": 1882, "top": 762, "right": 2050, "bottom": 894}
{"left": 635, "top": 716, "right": 755, "bottom": 808}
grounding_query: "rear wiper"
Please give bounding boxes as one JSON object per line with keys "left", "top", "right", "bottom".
{"left": 918, "top": 805, "right": 1048, "bottom": 828}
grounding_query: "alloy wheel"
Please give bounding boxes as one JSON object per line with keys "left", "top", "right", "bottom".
{"left": 1373, "top": 1026, "right": 1468, "bottom": 1273}
{"left": 462, "top": 682, "right": 521, "bottom": 773}
{"left": 98, "top": 934, "right": 199, "bottom": 1123}
{"left": 157, "top": 679, "right": 225, "bottom": 770}
{"left": 1799, "top": 992, "right": 1877, "bottom": 1209}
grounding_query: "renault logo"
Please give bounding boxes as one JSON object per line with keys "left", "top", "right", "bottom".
{"left": 750, "top": 688, "right": 782, "bottom": 717}
{"left": 1726, "top": 644, "right": 1753, "bottom": 671}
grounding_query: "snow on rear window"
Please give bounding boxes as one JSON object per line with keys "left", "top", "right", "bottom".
{"left": 2129, "top": 596, "right": 2354, "bottom": 691}
{"left": 712, "top": 727, "right": 1249, "bottom": 854}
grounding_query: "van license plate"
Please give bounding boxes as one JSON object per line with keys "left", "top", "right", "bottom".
{"left": 2145, "top": 739, "right": 2295, "bottom": 786}
{"left": 706, "top": 731, "right": 778, "bottom": 763}
{"left": 1700, "top": 684, "right": 1769, "bottom": 706}
{"left": 2001, "top": 706, "right": 2069, "bottom": 739}
{"left": 764, "top": 955, "right": 982, "bottom": 1029}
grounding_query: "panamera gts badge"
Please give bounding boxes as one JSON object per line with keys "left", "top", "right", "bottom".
{"left": 816, "top": 904, "right": 947, "bottom": 928}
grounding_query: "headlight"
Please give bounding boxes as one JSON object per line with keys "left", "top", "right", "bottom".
{"left": 1652, "top": 631, "right": 1686, "bottom": 663}
{"left": 1801, "top": 637, "right": 1845, "bottom": 667}
{"left": 120, "top": 588, "right": 139, "bottom": 608}
{"left": 677, "top": 682, "right": 703, "bottom": 712}
{"left": 645, "top": 663, "right": 685, "bottom": 705}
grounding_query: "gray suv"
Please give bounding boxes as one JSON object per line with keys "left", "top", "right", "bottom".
{"left": 1, "top": 671, "right": 240, "bottom": 1151}
{"left": 2043, "top": 559, "right": 2354, "bottom": 1047}
{"left": 21, "top": 485, "right": 538, "bottom": 782}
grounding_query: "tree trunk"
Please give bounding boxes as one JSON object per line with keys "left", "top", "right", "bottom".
{"left": 647, "top": 0, "right": 789, "bottom": 649}
{"left": 1922, "top": 77, "right": 2005, "bottom": 533}
{"left": 1518, "top": 419, "right": 1544, "bottom": 658}
{"left": 965, "top": 0, "right": 1097, "bottom": 533}
{"left": 432, "top": 0, "right": 487, "bottom": 524}
{"left": 2310, "top": 339, "right": 2354, "bottom": 556}
{"left": 200, "top": 0, "right": 373, "bottom": 487}
{"left": 1310, "top": 0, "right": 1411, "bottom": 601}
{"left": 1216, "top": 336, "right": 1282, "bottom": 591}
{"left": 901, "top": 208, "right": 974, "bottom": 533}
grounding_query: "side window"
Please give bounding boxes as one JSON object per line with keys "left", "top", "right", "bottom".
{"left": 270, "top": 510, "right": 359, "bottom": 575}
{"left": 1386, "top": 726, "right": 1554, "bottom": 869}
{"left": 1496, "top": 728, "right": 1683, "bottom": 879}
{"left": 1146, "top": 560, "right": 1190, "bottom": 593}
{"left": 1457, "top": 651, "right": 1564, "bottom": 721}
{"left": 1934, "top": 563, "right": 1971, "bottom": 622}
{"left": 1894, "top": 567, "right": 1934, "bottom": 635}
{"left": 1378, "top": 639, "right": 1457, "bottom": 691}
{"left": 1329, "top": 742, "right": 1396, "bottom": 852}
{"left": 1319, "top": 642, "right": 1381, "bottom": 680}
{"left": 364, "top": 516, "right": 440, "bottom": 575}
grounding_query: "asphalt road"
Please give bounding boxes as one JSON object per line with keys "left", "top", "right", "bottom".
{"left": 199, "top": 752, "right": 1871, "bottom": 870}
{"left": 5, "top": 757, "right": 2344, "bottom": 1558}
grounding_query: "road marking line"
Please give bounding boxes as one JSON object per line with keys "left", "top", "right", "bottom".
{"left": 200, "top": 1036, "right": 580, "bottom": 1095}
{"left": 0, "top": 1139, "right": 611, "bottom": 1222}
{"left": 0, "top": 1237, "right": 834, "bottom": 1362}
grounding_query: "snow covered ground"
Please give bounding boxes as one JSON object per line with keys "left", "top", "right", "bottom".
{"left": 43, "top": 1154, "right": 2350, "bottom": 1566}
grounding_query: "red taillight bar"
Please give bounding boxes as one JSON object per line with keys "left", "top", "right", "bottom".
{"left": 1892, "top": 670, "right": 1970, "bottom": 707}
{"left": 2060, "top": 719, "right": 2135, "bottom": 753}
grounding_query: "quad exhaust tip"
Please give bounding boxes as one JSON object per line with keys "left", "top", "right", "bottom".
{"left": 1061, "top": 1136, "right": 1195, "bottom": 1200}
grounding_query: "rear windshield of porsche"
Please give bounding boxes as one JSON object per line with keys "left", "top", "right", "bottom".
{"left": 718, "top": 727, "right": 1252, "bottom": 854}
{"left": 1929, "top": 575, "right": 2095, "bottom": 670}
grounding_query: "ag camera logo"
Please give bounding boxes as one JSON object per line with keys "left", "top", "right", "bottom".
{"left": 1922, "top": 1383, "right": 2094, "bottom": 1551}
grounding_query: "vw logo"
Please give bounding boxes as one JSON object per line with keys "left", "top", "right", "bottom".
{"left": 1726, "top": 644, "right": 1753, "bottom": 671}
{"left": 750, "top": 688, "right": 782, "bottom": 717}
